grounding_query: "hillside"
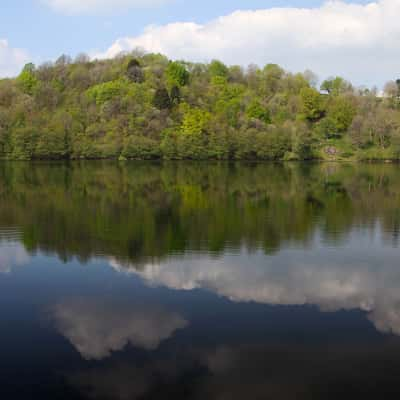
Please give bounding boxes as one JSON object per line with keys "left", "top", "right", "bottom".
{"left": 0, "top": 52, "right": 399, "bottom": 161}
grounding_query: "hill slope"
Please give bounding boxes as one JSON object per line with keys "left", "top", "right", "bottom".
{"left": 0, "top": 52, "right": 399, "bottom": 161}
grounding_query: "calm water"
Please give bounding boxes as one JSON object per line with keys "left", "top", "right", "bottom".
{"left": 1, "top": 161, "right": 400, "bottom": 399}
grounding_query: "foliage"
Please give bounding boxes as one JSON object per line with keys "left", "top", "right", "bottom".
{"left": 246, "top": 100, "right": 271, "bottom": 123}
{"left": 165, "top": 61, "right": 189, "bottom": 87}
{"left": 300, "top": 87, "right": 325, "bottom": 122}
{"left": 153, "top": 87, "right": 172, "bottom": 110}
{"left": 180, "top": 105, "right": 211, "bottom": 135}
{"left": 17, "top": 63, "right": 38, "bottom": 95}
{"left": 86, "top": 79, "right": 126, "bottom": 105}
{"left": 321, "top": 76, "right": 352, "bottom": 96}
{"left": 126, "top": 58, "right": 144, "bottom": 83}
{"left": 1, "top": 52, "right": 400, "bottom": 160}
{"left": 209, "top": 60, "right": 229, "bottom": 78}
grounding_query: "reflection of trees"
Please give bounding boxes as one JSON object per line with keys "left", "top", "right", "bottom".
{"left": 1, "top": 162, "right": 400, "bottom": 265}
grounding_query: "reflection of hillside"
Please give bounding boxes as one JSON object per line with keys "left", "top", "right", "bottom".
{"left": 1, "top": 162, "right": 400, "bottom": 264}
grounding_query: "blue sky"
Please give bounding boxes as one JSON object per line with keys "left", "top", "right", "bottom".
{"left": 0, "top": 1, "right": 397, "bottom": 86}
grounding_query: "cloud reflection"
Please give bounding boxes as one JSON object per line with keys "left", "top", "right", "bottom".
{"left": 109, "top": 237, "right": 400, "bottom": 336}
{"left": 0, "top": 244, "right": 29, "bottom": 274}
{"left": 51, "top": 298, "right": 188, "bottom": 360}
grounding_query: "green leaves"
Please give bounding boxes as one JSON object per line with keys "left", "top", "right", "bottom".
{"left": 180, "top": 104, "right": 211, "bottom": 136}
{"left": 300, "top": 87, "right": 325, "bottom": 122}
{"left": 246, "top": 100, "right": 271, "bottom": 124}
{"left": 165, "top": 62, "right": 189, "bottom": 88}
{"left": 1, "top": 52, "right": 399, "bottom": 162}
{"left": 86, "top": 80, "right": 126, "bottom": 106}
{"left": 209, "top": 60, "right": 229, "bottom": 79}
{"left": 17, "top": 63, "right": 38, "bottom": 95}
{"left": 320, "top": 77, "right": 352, "bottom": 96}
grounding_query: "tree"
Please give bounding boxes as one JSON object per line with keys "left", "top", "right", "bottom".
{"left": 326, "top": 96, "right": 356, "bottom": 133}
{"left": 86, "top": 80, "right": 125, "bottom": 105}
{"left": 300, "top": 87, "right": 325, "bottom": 122}
{"left": 321, "top": 77, "right": 352, "bottom": 96}
{"left": 209, "top": 60, "right": 229, "bottom": 78}
{"left": 170, "top": 86, "right": 181, "bottom": 105}
{"left": 17, "top": 63, "right": 38, "bottom": 95}
{"left": 55, "top": 54, "right": 72, "bottom": 66}
{"left": 165, "top": 61, "right": 189, "bottom": 87}
{"left": 75, "top": 53, "right": 90, "bottom": 64}
{"left": 180, "top": 105, "right": 211, "bottom": 136}
{"left": 262, "top": 64, "right": 284, "bottom": 95}
{"left": 246, "top": 100, "right": 271, "bottom": 123}
{"left": 126, "top": 58, "right": 144, "bottom": 83}
{"left": 384, "top": 81, "right": 399, "bottom": 98}
{"left": 153, "top": 87, "right": 172, "bottom": 110}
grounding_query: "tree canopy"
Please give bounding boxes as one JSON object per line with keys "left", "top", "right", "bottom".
{"left": 0, "top": 53, "right": 400, "bottom": 161}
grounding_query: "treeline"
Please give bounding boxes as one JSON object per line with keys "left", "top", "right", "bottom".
{"left": 1, "top": 51, "right": 400, "bottom": 160}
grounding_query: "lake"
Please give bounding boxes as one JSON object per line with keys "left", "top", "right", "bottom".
{"left": 1, "top": 161, "right": 400, "bottom": 399}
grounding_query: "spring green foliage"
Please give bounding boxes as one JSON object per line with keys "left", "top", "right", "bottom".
{"left": 1, "top": 53, "right": 400, "bottom": 160}
{"left": 246, "top": 100, "right": 271, "bottom": 123}
{"left": 16, "top": 63, "right": 38, "bottom": 95}
{"left": 165, "top": 61, "right": 189, "bottom": 88}
{"left": 86, "top": 79, "right": 127, "bottom": 105}
{"left": 321, "top": 76, "right": 352, "bottom": 96}
{"left": 300, "top": 87, "right": 325, "bottom": 122}
{"left": 209, "top": 60, "right": 229, "bottom": 78}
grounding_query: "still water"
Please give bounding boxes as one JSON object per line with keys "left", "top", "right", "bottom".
{"left": 1, "top": 161, "right": 400, "bottom": 399}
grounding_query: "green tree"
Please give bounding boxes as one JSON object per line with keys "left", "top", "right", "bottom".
{"left": 300, "top": 87, "right": 325, "bottom": 122}
{"left": 326, "top": 96, "right": 356, "bottom": 133}
{"left": 321, "top": 77, "right": 352, "bottom": 96}
{"left": 86, "top": 80, "right": 126, "bottom": 105}
{"left": 180, "top": 105, "right": 211, "bottom": 136}
{"left": 17, "top": 63, "right": 38, "bottom": 95}
{"left": 209, "top": 60, "right": 229, "bottom": 78}
{"left": 246, "top": 100, "right": 271, "bottom": 123}
{"left": 165, "top": 62, "right": 189, "bottom": 87}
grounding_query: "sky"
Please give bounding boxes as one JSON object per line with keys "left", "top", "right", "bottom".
{"left": 0, "top": 0, "right": 398, "bottom": 87}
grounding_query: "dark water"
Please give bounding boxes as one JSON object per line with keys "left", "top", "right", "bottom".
{"left": 1, "top": 161, "right": 400, "bottom": 399}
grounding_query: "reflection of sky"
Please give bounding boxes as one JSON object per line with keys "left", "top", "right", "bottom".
{"left": 51, "top": 298, "right": 187, "bottom": 360}
{"left": 68, "top": 334, "right": 400, "bottom": 400}
{"left": 0, "top": 243, "right": 29, "bottom": 274}
{"left": 1, "top": 226, "right": 400, "bottom": 398}
{"left": 110, "top": 227, "right": 400, "bottom": 336}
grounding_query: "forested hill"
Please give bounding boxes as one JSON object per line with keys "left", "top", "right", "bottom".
{"left": 0, "top": 52, "right": 400, "bottom": 161}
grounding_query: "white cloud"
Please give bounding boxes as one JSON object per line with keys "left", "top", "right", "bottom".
{"left": 42, "top": 0, "right": 171, "bottom": 15}
{"left": 0, "top": 39, "right": 29, "bottom": 78}
{"left": 96, "top": 0, "right": 400, "bottom": 86}
{"left": 52, "top": 298, "right": 188, "bottom": 360}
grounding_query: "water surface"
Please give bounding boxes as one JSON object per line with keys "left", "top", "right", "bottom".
{"left": 1, "top": 162, "right": 400, "bottom": 399}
